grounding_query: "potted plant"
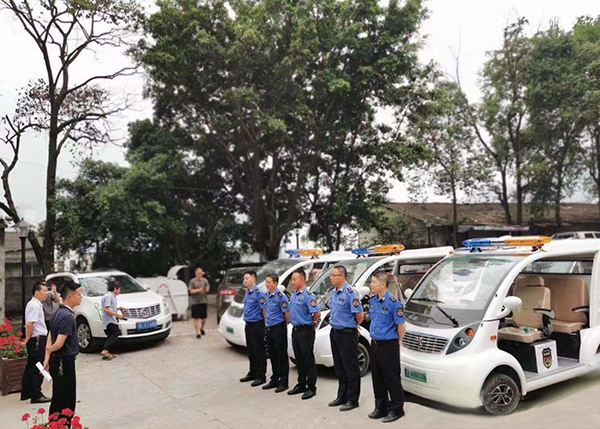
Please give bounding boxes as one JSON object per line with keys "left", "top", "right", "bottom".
{"left": 22, "top": 408, "right": 89, "bottom": 429}
{"left": 0, "top": 318, "right": 28, "bottom": 395}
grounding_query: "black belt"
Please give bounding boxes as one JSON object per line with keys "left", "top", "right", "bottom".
{"left": 332, "top": 327, "right": 356, "bottom": 333}
{"left": 292, "top": 325, "right": 313, "bottom": 331}
{"left": 372, "top": 338, "right": 397, "bottom": 346}
{"left": 266, "top": 322, "right": 285, "bottom": 331}
{"left": 245, "top": 320, "right": 264, "bottom": 325}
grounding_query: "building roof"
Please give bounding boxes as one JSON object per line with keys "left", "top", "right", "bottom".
{"left": 386, "top": 202, "right": 600, "bottom": 227}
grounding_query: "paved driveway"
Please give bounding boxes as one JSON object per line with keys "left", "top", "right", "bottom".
{"left": 1, "top": 304, "right": 599, "bottom": 429}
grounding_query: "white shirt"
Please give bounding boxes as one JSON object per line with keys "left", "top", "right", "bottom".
{"left": 25, "top": 297, "right": 48, "bottom": 337}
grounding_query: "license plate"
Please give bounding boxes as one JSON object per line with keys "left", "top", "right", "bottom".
{"left": 405, "top": 368, "right": 427, "bottom": 383}
{"left": 226, "top": 327, "right": 234, "bottom": 334}
{"left": 136, "top": 320, "right": 158, "bottom": 331}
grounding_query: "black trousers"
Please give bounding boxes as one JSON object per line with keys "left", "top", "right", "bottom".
{"left": 21, "top": 336, "right": 46, "bottom": 400}
{"left": 371, "top": 340, "right": 404, "bottom": 413}
{"left": 245, "top": 320, "right": 267, "bottom": 379}
{"left": 330, "top": 328, "right": 361, "bottom": 404}
{"left": 266, "top": 322, "right": 289, "bottom": 386}
{"left": 49, "top": 355, "right": 77, "bottom": 416}
{"left": 103, "top": 323, "right": 120, "bottom": 353}
{"left": 292, "top": 325, "right": 317, "bottom": 390}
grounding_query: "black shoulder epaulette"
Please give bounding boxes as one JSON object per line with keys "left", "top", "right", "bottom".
{"left": 277, "top": 291, "right": 283, "bottom": 297}
{"left": 390, "top": 295, "right": 397, "bottom": 302}
{"left": 347, "top": 286, "right": 354, "bottom": 293}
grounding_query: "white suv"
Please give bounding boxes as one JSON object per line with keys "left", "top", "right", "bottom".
{"left": 46, "top": 270, "right": 172, "bottom": 353}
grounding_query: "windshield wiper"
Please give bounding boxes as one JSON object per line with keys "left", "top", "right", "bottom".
{"left": 410, "top": 298, "right": 459, "bottom": 328}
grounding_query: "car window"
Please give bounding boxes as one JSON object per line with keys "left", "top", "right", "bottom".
{"left": 594, "top": 233, "right": 600, "bottom": 239}
{"left": 584, "top": 233, "right": 595, "bottom": 239}
{"left": 79, "top": 275, "right": 146, "bottom": 297}
{"left": 523, "top": 260, "right": 593, "bottom": 274}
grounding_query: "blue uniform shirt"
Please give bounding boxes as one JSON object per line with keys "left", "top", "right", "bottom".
{"left": 368, "top": 291, "right": 405, "bottom": 340}
{"left": 329, "top": 283, "right": 363, "bottom": 329}
{"left": 265, "top": 290, "right": 290, "bottom": 327}
{"left": 290, "top": 288, "right": 320, "bottom": 326}
{"left": 244, "top": 287, "right": 267, "bottom": 323}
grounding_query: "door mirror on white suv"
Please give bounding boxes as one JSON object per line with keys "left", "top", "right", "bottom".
{"left": 493, "top": 296, "right": 522, "bottom": 320}
{"left": 404, "top": 288, "right": 413, "bottom": 300}
{"left": 358, "top": 285, "right": 370, "bottom": 298}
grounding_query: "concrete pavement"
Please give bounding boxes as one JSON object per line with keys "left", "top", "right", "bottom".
{"left": 1, "top": 304, "right": 599, "bottom": 429}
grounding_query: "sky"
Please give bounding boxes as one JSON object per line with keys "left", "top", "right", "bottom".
{"left": 1, "top": 0, "right": 599, "bottom": 224}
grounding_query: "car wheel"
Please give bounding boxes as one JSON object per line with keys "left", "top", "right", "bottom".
{"left": 358, "top": 342, "right": 370, "bottom": 377}
{"left": 76, "top": 318, "right": 99, "bottom": 353}
{"left": 481, "top": 373, "right": 521, "bottom": 415}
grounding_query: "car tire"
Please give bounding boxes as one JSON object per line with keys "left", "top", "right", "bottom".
{"left": 76, "top": 317, "right": 101, "bottom": 353}
{"left": 481, "top": 373, "right": 521, "bottom": 415}
{"left": 358, "top": 342, "right": 370, "bottom": 377}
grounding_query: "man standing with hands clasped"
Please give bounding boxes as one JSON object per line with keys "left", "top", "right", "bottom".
{"left": 367, "top": 271, "right": 406, "bottom": 422}
{"left": 239, "top": 270, "right": 267, "bottom": 386}
{"left": 44, "top": 280, "right": 82, "bottom": 417}
{"left": 262, "top": 274, "right": 290, "bottom": 393}
{"left": 288, "top": 269, "right": 321, "bottom": 400}
{"left": 328, "top": 265, "right": 364, "bottom": 411}
{"left": 101, "top": 282, "right": 127, "bottom": 360}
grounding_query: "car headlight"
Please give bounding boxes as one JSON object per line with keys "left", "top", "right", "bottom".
{"left": 446, "top": 323, "right": 479, "bottom": 355}
{"left": 162, "top": 298, "right": 171, "bottom": 315}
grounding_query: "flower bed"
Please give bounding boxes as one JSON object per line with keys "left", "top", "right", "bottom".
{"left": 0, "top": 318, "right": 28, "bottom": 395}
{"left": 22, "top": 408, "right": 89, "bottom": 429}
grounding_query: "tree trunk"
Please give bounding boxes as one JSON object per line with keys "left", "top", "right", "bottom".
{"left": 42, "top": 131, "right": 59, "bottom": 275}
{"left": 451, "top": 182, "right": 458, "bottom": 248}
{"left": 499, "top": 167, "right": 513, "bottom": 225}
{"left": 515, "top": 154, "right": 523, "bottom": 225}
{"left": 554, "top": 170, "right": 563, "bottom": 229}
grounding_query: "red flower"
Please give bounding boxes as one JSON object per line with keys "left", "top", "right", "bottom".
{"left": 61, "top": 408, "right": 74, "bottom": 417}
{"left": 49, "top": 412, "right": 59, "bottom": 421}
{"left": 22, "top": 413, "right": 31, "bottom": 421}
{"left": 37, "top": 408, "right": 46, "bottom": 414}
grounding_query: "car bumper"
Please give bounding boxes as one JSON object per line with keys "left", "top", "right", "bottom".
{"left": 400, "top": 347, "right": 484, "bottom": 408}
{"left": 90, "top": 314, "right": 172, "bottom": 340}
{"left": 116, "top": 328, "right": 171, "bottom": 344}
{"left": 218, "top": 311, "right": 247, "bottom": 347}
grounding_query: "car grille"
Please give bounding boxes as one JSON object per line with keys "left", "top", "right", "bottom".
{"left": 124, "top": 304, "right": 160, "bottom": 319}
{"left": 228, "top": 305, "right": 244, "bottom": 318}
{"left": 402, "top": 332, "right": 448, "bottom": 354}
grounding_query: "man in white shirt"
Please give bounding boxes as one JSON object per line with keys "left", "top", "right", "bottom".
{"left": 101, "top": 283, "right": 126, "bottom": 360}
{"left": 21, "top": 281, "right": 52, "bottom": 403}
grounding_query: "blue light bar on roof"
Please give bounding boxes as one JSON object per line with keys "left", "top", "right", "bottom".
{"left": 352, "top": 248, "right": 370, "bottom": 255}
{"left": 285, "top": 249, "right": 301, "bottom": 257}
{"left": 463, "top": 236, "right": 552, "bottom": 248}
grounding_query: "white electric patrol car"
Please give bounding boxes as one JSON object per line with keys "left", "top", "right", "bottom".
{"left": 46, "top": 271, "right": 172, "bottom": 353}
{"left": 288, "top": 245, "right": 453, "bottom": 376}
{"left": 218, "top": 250, "right": 354, "bottom": 346}
{"left": 400, "top": 236, "right": 600, "bottom": 414}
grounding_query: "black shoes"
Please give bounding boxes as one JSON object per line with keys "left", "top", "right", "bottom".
{"left": 262, "top": 381, "right": 278, "bottom": 390}
{"left": 328, "top": 397, "right": 346, "bottom": 407}
{"left": 340, "top": 402, "right": 359, "bottom": 412}
{"left": 240, "top": 373, "right": 255, "bottom": 382}
{"left": 368, "top": 408, "right": 387, "bottom": 419}
{"left": 31, "top": 395, "right": 51, "bottom": 404}
{"left": 251, "top": 378, "right": 266, "bottom": 387}
{"left": 274, "top": 385, "right": 288, "bottom": 393}
{"left": 302, "top": 389, "right": 316, "bottom": 400}
{"left": 196, "top": 334, "right": 201, "bottom": 339}
{"left": 287, "top": 385, "right": 306, "bottom": 395}
{"left": 382, "top": 409, "right": 405, "bottom": 423}
{"left": 201, "top": 330, "right": 206, "bottom": 335}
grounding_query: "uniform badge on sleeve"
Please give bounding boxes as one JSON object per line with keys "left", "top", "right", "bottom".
{"left": 282, "top": 301, "right": 288, "bottom": 309}
{"left": 353, "top": 299, "right": 359, "bottom": 308}
{"left": 310, "top": 299, "right": 317, "bottom": 307}
{"left": 259, "top": 297, "right": 266, "bottom": 304}
{"left": 397, "top": 308, "right": 403, "bottom": 317}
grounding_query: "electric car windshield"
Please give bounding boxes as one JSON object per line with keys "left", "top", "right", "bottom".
{"left": 310, "top": 258, "right": 383, "bottom": 308}
{"left": 404, "top": 255, "right": 521, "bottom": 328}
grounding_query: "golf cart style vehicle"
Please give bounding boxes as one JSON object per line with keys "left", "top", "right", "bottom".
{"left": 218, "top": 250, "right": 354, "bottom": 347}
{"left": 46, "top": 271, "right": 172, "bottom": 353}
{"left": 400, "top": 236, "right": 600, "bottom": 414}
{"left": 288, "top": 245, "right": 453, "bottom": 376}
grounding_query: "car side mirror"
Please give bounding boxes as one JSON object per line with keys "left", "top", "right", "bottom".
{"left": 277, "top": 284, "right": 285, "bottom": 293}
{"left": 404, "top": 288, "right": 413, "bottom": 300}
{"left": 494, "top": 296, "right": 522, "bottom": 320}
{"left": 358, "top": 285, "right": 370, "bottom": 298}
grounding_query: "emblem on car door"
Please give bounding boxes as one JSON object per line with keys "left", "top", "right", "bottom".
{"left": 542, "top": 347, "right": 552, "bottom": 369}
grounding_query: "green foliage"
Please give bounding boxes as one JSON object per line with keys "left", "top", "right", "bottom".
{"left": 365, "top": 212, "right": 417, "bottom": 248}
{"left": 55, "top": 120, "right": 247, "bottom": 277}
{"left": 133, "top": 0, "right": 429, "bottom": 257}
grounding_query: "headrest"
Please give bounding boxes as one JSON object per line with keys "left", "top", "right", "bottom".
{"left": 517, "top": 275, "right": 545, "bottom": 288}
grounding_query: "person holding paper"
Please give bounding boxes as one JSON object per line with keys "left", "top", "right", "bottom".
{"left": 21, "top": 280, "right": 52, "bottom": 403}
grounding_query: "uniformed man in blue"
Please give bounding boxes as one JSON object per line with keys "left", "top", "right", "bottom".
{"left": 262, "top": 274, "right": 290, "bottom": 392}
{"left": 287, "top": 269, "right": 321, "bottom": 400}
{"left": 367, "top": 271, "right": 406, "bottom": 422}
{"left": 239, "top": 270, "right": 268, "bottom": 387}
{"left": 328, "top": 265, "right": 364, "bottom": 411}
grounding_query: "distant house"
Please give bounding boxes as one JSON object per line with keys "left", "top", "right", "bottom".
{"left": 363, "top": 202, "right": 600, "bottom": 248}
